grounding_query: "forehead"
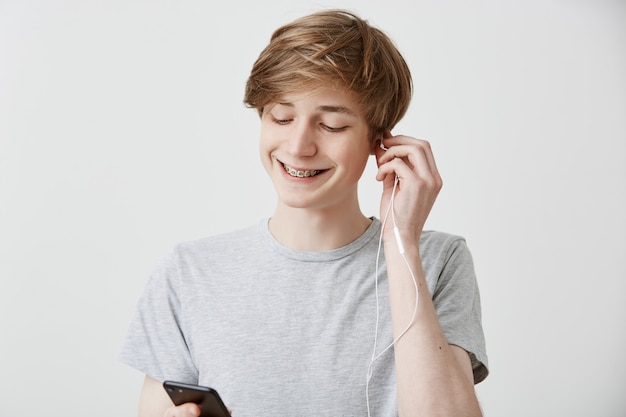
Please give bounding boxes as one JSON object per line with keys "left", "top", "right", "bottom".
{"left": 271, "top": 88, "right": 363, "bottom": 116}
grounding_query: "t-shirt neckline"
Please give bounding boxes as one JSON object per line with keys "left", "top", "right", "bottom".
{"left": 259, "top": 217, "right": 381, "bottom": 262}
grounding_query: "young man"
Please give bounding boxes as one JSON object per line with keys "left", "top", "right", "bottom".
{"left": 120, "top": 9, "right": 488, "bottom": 417}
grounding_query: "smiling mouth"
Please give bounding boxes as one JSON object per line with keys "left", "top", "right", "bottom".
{"left": 282, "top": 163, "right": 324, "bottom": 178}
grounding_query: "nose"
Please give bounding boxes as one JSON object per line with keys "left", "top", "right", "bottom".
{"left": 286, "top": 120, "right": 317, "bottom": 157}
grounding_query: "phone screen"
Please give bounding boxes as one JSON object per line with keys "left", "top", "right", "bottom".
{"left": 163, "top": 381, "right": 230, "bottom": 417}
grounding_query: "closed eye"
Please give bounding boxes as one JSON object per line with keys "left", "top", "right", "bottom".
{"left": 322, "top": 124, "right": 347, "bottom": 132}
{"left": 272, "top": 116, "right": 291, "bottom": 125}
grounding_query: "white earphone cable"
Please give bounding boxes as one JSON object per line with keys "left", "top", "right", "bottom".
{"left": 366, "top": 175, "right": 420, "bottom": 417}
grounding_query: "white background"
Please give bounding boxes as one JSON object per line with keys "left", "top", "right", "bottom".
{"left": 1, "top": 0, "right": 624, "bottom": 416}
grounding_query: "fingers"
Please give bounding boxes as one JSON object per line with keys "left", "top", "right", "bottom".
{"left": 376, "top": 134, "right": 442, "bottom": 189}
{"left": 375, "top": 133, "right": 442, "bottom": 241}
{"left": 163, "top": 403, "right": 201, "bottom": 417}
{"left": 378, "top": 135, "right": 432, "bottom": 169}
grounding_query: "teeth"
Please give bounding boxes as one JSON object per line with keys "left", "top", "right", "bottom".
{"left": 284, "top": 165, "right": 319, "bottom": 178}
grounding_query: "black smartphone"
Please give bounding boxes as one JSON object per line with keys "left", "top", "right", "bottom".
{"left": 163, "top": 380, "right": 230, "bottom": 417}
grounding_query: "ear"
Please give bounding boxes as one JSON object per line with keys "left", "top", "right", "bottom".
{"left": 369, "top": 129, "right": 392, "bottom": 155}
{"left": 368, "top": 128, "right": 384, "bottom": 155}
{"left": 369, "top": 139, "right": 381, "bottom": 155}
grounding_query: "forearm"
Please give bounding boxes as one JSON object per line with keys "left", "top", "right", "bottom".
{"left": 385, "top": 238, "right": 482, "bottom": 417}
{"left": 139, "top": 376, "right": 174, "bottom": 417}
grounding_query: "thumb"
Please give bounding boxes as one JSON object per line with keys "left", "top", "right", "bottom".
{"left": 164, "top": 403, "right": 200, "bottom": 417}
{"left": 183, "top": 403, "right": 201, "bottom": 417}
{"left": 179, "top": 403, "right": 201, "bottom": 417}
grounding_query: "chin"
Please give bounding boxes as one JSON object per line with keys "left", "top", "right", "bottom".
{"left": 278, "top": 196, "right": 315, "bottom": 209}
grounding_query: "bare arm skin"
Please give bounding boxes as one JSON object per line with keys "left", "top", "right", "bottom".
{"left": 138, "top": 376, "right": 202, "bottom": 417}
{"left": 134, "top": 132, "right": 481, "bottom": 417}
{"left": 376, "top": 132, "right": 482, "bottom": 417}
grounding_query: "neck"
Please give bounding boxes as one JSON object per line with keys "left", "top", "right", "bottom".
{"left": 269, "top": 202, "right": 372, "bottom": 251}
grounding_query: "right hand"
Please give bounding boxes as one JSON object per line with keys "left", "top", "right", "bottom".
{"left": 138, "top": 376, "right": 232, "bottom": 417}
{"left": 163, "top": 403, "right": 202, "bottom": 417}
{"left": 163, "top": 403, "right": 232, "bottom": 417}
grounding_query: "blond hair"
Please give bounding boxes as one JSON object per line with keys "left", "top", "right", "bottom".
{"left": 243, "top": 9, "right": 412, "bottom": 141}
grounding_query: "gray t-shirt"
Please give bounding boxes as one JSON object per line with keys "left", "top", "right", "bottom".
{"left": 119, "top": 218, "right": 488, "bottom": 416}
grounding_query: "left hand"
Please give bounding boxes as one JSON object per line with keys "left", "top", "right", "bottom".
{"left": 374, "top": 130, "right": 443, "bottom": 245}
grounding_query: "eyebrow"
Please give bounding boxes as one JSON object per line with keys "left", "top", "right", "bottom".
{"left": 277, "top": 102, "right": 357, "bottom": 116}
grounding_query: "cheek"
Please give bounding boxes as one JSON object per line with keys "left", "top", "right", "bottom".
{"left": 258, "top": 122, "right": 275, "bottom": 153}
{"left": 338, "top": 144, "right": 370, "bottom": 179}
{"left": 259, "top": 119, "right": 281, "bottom": 149}
{"left": 258, "top": 131, "right": 274, "bottom": 172}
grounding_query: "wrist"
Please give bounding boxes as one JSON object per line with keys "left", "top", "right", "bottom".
{"left": 383, "top": 228, "right": 420, "bottom": 256}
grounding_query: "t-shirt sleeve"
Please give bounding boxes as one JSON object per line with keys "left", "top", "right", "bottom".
{"left": 432, "top": 237, "right": 489, "bottom": 384}
{"left": 118, "top": 247, "right": 199, "bottom": 384}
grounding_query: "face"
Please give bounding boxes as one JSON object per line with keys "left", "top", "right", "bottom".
{"left": 259, "top": 88, "right": 372, "bottom": 213}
